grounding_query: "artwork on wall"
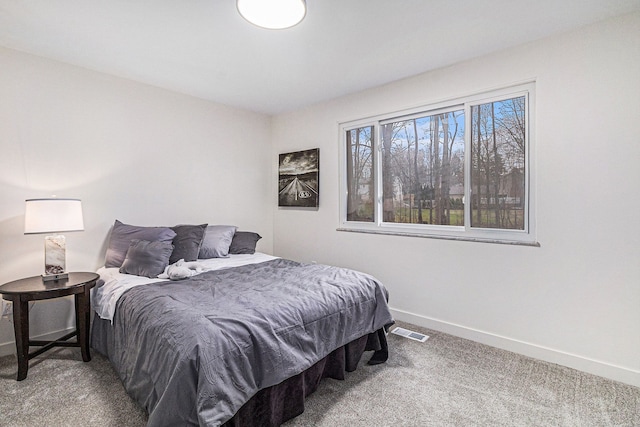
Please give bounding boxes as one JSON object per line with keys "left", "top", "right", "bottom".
{"left": 278, "top": 148, "right": 319, "bottom": 208}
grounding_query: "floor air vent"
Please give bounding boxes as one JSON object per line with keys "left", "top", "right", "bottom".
{"left": 390, "top": 327, "right": 429, "bottom": 342}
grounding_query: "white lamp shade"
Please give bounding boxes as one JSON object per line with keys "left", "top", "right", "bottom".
{"left": 24, "top": 198, "right": 84, "bottom": 234}
{"left": 237, "top": 0, "right": 306, "bottom": 29}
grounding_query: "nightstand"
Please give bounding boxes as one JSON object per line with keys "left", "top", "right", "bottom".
{"left": 0, "top": 272, "right": 99, "bottom": 381}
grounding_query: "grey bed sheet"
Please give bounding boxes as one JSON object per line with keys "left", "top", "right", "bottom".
{"left": 99, "top": 258, "right": 393, "bottom": 426}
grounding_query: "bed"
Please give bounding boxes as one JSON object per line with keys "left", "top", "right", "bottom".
{"left": 90, "top": 221, "right": 394, "bottom": 426}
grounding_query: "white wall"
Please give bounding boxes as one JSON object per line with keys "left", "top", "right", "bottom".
{"left": 0, "top": 47, "right": 273, "bottom": 354}
{"left": 271, "top": 13, "right": 640, "bottom": 386}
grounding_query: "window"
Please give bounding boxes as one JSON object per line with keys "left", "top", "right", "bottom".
{"left": 346, "top": 126, "right": 374, "bottom": 222}
{"left": 339, "top": 83, "right": 536, "bottom": 245}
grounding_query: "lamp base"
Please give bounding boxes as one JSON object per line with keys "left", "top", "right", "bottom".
{"left": 44, "top": 235, "right": 66, "bottom": 276}
{"left": 42, "top": 272, "right": 69, "bottom": 282}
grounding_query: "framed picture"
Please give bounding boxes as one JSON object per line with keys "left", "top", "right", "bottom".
{"left": 278, "top": 148, "right": 319, "bottom": 208}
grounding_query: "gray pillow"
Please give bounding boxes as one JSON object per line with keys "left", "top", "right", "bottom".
{"left": 198, "top": 225, "right": 238, "bottom": 259}
{"left": 119, "top": 240, "right": 174, "bottom": 278}
{"left": 105, "top": 220, "right": 177, "bottom": 268}
{"left": 229, "top": 232, "right": 262, "bottom": 255}
{"left": 170, "top": 224, "right": 208, "bottom": 264}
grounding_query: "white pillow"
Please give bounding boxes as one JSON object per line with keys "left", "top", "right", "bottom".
{"left": 198, "top": 225, "right": 237, "bottom": 258}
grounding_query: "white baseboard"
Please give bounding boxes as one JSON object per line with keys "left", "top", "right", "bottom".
{"left": 390, "top": 307, "right": 640, "bottom": 388}
{"left": 0, "top": 327, "right": 76, "bottom": 358}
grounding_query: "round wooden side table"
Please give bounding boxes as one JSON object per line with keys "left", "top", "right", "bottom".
{"left": 0, "top": 272, "right": 99, "bottom": 381}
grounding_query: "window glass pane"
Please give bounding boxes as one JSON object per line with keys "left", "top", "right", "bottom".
{"left": 346, "top": 126, "right": 374, "bottom": 222}
{"left": 381, "top": 110, "right": 465, "bottom": 225}
{"left": 470, "top": 96, "right": 526, "bottom": 230}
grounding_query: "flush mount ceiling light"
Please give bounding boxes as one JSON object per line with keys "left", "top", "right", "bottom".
{"left": 237, "top": 0, "right": 306, "bottom": 30}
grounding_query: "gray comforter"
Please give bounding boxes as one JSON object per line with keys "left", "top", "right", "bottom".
{"left": 107, "top": 258, "right": 393, "bottom": 426}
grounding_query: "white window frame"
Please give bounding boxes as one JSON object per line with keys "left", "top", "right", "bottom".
{"left": 338, "top": 82, "right": 537, "bottom": 246}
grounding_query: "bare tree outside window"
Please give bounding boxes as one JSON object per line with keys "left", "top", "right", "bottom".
{"left": 380, "top": 110, "right": 464, "bottom": 225}
{"left": 346, "top": 127, "right": 374, "bottom": 221}
{"left": 471, "top": 96, "right": 526, "bottom": 230}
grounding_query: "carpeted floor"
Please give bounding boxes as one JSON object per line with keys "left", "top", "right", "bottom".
{"left": 1, "top": 321, "right": 638, "bottom": 426}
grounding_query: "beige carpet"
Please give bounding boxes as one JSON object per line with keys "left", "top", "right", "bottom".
{"left": 1, "top": 321, "right": 638, "bottom": 426}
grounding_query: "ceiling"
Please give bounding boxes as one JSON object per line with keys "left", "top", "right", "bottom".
{"left": 1, "top": 0, "right": 639, "bottom": 115}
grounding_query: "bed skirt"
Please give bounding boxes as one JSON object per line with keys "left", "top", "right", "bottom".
{"left": 91, "top": 313, "right": 388, "bottom": 426}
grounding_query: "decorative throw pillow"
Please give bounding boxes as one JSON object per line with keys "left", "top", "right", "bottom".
{"left": 104, "top": 220, "right": 176, "bottom": 268}
{"left": 198, "top": 225, "right": 238, "bottom": 259}
{"left": 170, "top": 224, "right": 208, "bottom": 264}
{"left": 229, "top": 231, "right": 262, "bottom": 255}
{"left": 119, "top": 240, "right": 174, "bottom": 278}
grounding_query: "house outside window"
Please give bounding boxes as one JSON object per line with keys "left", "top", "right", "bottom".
{"left": 339, "top": 82, "right": 536, "bottom": 245}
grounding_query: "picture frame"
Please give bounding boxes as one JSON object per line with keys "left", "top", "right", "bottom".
{"left": 278, "top": 148, "right": 319, "bottom": 208}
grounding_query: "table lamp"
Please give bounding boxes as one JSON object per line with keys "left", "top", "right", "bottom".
{"left": 24, "top": 198, "right": 84, "bottom": 281}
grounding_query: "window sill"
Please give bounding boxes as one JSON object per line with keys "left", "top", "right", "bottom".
{"left": 336, "top": 227, "right": 540, "bottom": 247}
